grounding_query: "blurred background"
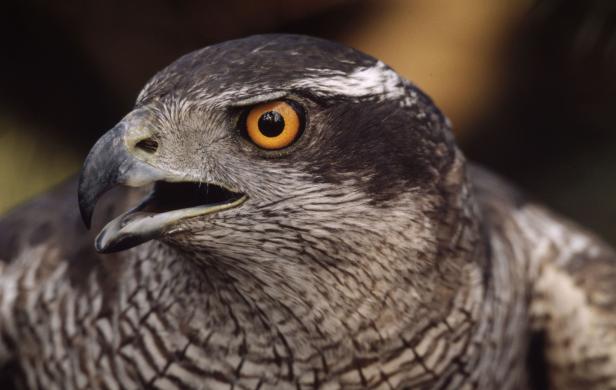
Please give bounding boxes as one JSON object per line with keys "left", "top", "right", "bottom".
{"left": 1, "top": 0, "right": 615, "bottom": 242}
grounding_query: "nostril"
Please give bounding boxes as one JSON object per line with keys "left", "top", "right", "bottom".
{"left": 135, "top": 138, "right": 159, "bottom": 154}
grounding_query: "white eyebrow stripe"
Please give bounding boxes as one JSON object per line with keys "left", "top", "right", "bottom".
{"left": 167, "top": 61, "right": 416, "bottom": 107}
{"left": 294, "top": 61, "right": 407, "bottom": 100}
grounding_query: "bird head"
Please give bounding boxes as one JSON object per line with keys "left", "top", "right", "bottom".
{"left": 79, "top": 35, "right": 477, "bottom": 320}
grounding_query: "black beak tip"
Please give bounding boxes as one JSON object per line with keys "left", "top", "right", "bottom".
{"left": 79, "top": 202, "right": 93, "bottom": 230}
{"left": 77, "top": 175, "right": 94, "bottom": 229}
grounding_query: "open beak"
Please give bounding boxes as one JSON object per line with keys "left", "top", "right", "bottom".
{"left": 78, "top": 114, "right": 246, "bottom": 253}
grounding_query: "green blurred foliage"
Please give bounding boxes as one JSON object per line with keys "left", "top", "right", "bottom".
{"left": 0, "top": 114, "right": 80, "bottom": 213}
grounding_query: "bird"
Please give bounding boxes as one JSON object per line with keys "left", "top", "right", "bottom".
{"left": 0, "top": 33, "right": 615, "bottom": 390}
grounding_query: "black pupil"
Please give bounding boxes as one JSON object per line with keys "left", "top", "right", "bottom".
{"left": 258, "top": 111, "right": 285, "bottom": 137}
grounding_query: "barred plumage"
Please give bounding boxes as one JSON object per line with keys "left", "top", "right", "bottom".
{"left": 0, "top": 34, "right": 615, "bottom": 389}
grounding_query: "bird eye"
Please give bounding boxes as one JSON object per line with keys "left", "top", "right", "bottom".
{"left": 244, "top": 101, "right": 303, "bottom": 150}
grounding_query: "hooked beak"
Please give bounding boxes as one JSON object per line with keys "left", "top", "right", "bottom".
{"left": 78, "top": 113, "right": 246, "bottom": 253}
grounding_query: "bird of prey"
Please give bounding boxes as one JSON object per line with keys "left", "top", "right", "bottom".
{"left": 0, "top": 34, "right": 614, "bottom": 390}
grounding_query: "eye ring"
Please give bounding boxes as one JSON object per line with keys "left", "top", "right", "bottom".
{"left": 244, "top": 101, "right": 303, "bottom": 150}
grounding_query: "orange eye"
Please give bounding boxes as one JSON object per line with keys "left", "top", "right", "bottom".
{"left": 245, "top": 101, "right": 302, "bottom": 150}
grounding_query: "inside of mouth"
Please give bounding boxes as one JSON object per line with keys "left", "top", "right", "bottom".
{"left": 141, "top": 181, "right": 242, "bottom": 214}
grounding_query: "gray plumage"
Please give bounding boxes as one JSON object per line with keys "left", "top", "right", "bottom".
{"left": 0, "top": 34, "right": 614, "bottom": 389}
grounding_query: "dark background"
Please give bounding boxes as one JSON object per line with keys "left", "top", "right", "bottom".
{"left": 1, "top": 0, "right": 615, "bottom": 242}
